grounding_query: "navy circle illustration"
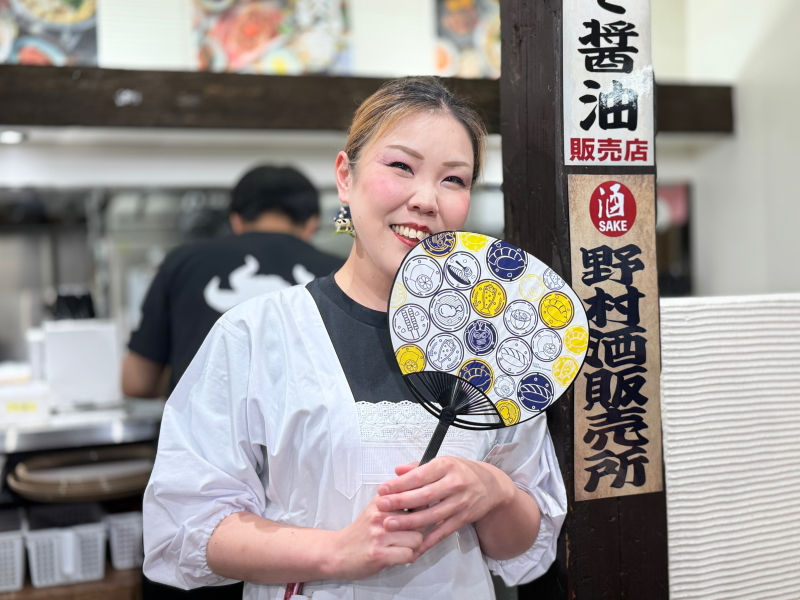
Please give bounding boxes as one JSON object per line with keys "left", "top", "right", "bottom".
{"left": 531, "top": 328, "right": 563, "bottom": 362}
{"left": 430, "top": 289, "right": 471, "bottom": 332}
{"left": 543, "top": 268, "right": 566, "bottom": 290}
{"left": 421, "top": 231, "right": 457, "bottom": 258}
{"left": 503, "top": 300, "right": 538, "bottom": 336}
{"left": 486, "top": 240, "right": 528, "bottom": 281}
{"left": 517, "top": 372, "right": 554, "bottom": 412}
{"left": 444, "top": 252, "right": 481, "bottom": 289}
{"left": 459, "top": 359, "right": 493, "bottom": 393}
{"left": 464, "top": 320, "right": 498, "bottom": 356}
{"left": 401, "top": 255, "right": 443, "bottom": 298}
{"left": 427, "top": 333, "right": 464, "bottom": 372}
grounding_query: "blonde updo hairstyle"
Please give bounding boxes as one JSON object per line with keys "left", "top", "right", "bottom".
{"left": 344, "top": 77, "right": 488, "bottom": 186}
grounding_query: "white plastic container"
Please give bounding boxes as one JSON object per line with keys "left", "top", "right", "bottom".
{"left": 0, "top": 381, "right": 50, "bottom": 426}
{"left": 0, "top": 509, "right": 25, "bottom": 593}
{"left": 105, "top": 512, "right": 143, "bottom": 570}
{"left": 25, "top": 504, "right": 106, "bottom": 588}
{"left": 43, "top": 320, "right": 122, "bottom": 410}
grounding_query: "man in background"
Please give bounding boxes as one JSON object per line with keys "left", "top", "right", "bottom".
{"left": 122, "top": 164, "right": 342, "bottom": 398}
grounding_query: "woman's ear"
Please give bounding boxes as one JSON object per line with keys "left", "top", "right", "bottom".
{"left": 334, "top": 151, "right": 352, "bottom": 204}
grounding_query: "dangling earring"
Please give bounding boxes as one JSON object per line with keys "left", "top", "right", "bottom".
{"left": 334, "top": 204, "right": 356, "bottom": 238}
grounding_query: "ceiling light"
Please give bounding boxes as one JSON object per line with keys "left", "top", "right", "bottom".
{"left": 0, "top": 131, "right": 26, "bottom": 145}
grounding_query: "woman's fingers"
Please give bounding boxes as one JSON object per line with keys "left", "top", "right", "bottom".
{"left": 378, "top": 459, "right": 448, "bottom": 496}
{"left": 416, "top": 518, "right": 461, "bottom": 556}
{"left": 385, "top": 529, "right": 424, "bottom": 549}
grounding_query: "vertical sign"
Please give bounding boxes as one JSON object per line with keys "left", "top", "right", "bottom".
{"left": 563, "top": 0, "right": 654, "bottom": 166}
{"left": 569, "top": 174, "right": 663, "bottom": 500}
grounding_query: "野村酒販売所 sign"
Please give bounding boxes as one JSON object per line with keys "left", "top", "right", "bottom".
{"left": 569, "top": 174, "right": 663, "bottom": 501}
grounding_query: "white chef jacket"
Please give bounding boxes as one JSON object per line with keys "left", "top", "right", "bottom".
{"left": 143, "top": 285, "right": 567, "bottom": 600}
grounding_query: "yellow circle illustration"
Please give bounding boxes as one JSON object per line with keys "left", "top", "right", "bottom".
{"left": 539, "top": 291, "right": 574, "bottom": 329}
{"left": 551, "top": 356, "right": 580, "bottom": 387}
{"left": 471, "top": 279, "right": 507, "bottom": 317}
{"left": 496, "top": 399, "right": 521, "bottom": 426}
{"left": 390, "top": 282, "right": 408, "bottom": 309}
{"left": 564, "top": 325, "right": 589, "bottom": 355}
{"left": 459, "top": 232, "right": 489, "bottom": 252}
{"left": 396, "top": 344, "right": 426, "bottom": 375}
{"left": 519, "top": 274, "right": 546, "bottom": 302}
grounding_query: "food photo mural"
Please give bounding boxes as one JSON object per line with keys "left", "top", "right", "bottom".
{"left": 193, "top": 0, "right": 349, "bottom": 75}
{"left": 435, "top": 0, "right": 499, "bottom": 79}
{"left": 0, "top": 0, "right": 97, "bottom": 66}
{"left": 389, "top": 232, "right": 589, "bottom": 427}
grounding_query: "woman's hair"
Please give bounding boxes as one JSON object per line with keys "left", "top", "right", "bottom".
{"left": 344, "top": 77, "right": 488, "bottom": 185}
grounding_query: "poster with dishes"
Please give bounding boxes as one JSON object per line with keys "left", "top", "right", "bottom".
{"left": 434, "top": 0, "right": 500, "bottom": 79}
{"left": 193, "top": 0, "right": 349, "bottom": 75}
{"left": 0, "top": 0, "right": 97, "bottom": 66}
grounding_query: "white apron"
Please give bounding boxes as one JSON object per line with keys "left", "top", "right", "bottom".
{"left": 143, "top": 286, "right": 567, "bottom": 600}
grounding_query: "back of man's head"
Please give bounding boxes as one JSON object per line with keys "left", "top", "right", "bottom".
{"left": 230, "top": 165, "right": 319, "bottom": 225}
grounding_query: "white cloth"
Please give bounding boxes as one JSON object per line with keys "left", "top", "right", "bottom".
{"left": 143, "top": 285, "right": 567, "bottom": 600}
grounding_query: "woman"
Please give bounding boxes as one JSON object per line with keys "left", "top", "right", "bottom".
{"left": 143, "top": 77, "right": 567, "bottom": 600}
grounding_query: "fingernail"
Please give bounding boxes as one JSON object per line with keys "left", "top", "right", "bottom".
{"left": 386, "top": 518, "right": 399, "bottom": 531}
{"left": 378, "top": 498, "right": 391, "bottom": 511}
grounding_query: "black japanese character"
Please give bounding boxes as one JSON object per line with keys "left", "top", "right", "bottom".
{"left": 612, "top": 244, "right": 645, "bottom": 285}
{"left": 585, "top": 285, "right": 645, "bottom": 328}
{"left": 597, "top": 0, "right": 626, "bottom": 14}
{"left": 579, "top": 20, "right": 639, "bottom": 73}
{"left": 584, "top": 406, "right": 649, "bottom": 449}
{"left": 584, "top": 366, "right": 649, "bottom": 411}
{"left": 580, "top": 80, "right": 638, "bottom": 131}
{"left": 584, "top": 447, "right": 648, "bottom": 491}
{"left": 601, "top": 325, "right": 647, "bottom": 368}
{"left": 581, "top": 245, "right": 614, "bottom": 285}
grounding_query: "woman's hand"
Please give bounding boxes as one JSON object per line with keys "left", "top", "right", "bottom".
{"left": 327, "top": 495, "right": 424, "bottom": 580}
{"left": 376, "top": 457, "right": 519, "bottom": 558}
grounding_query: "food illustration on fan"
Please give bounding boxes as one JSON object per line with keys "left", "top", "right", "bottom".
{"left": 458, "top": 359, "right": 493, "bottom": 394}
{"left": 458, "top": 232, "right": 489, "bottom": 252}
{"left": 539, "top": 291, "right": 574, "bottom": 329}
{"left": 444, "top": 252, "right": 480, "bottom": 288}
{"left": 396, "top": 345, "right": 426, "bottom": 375}
{"left": 518, "top": 274, "right": 546, "bottom": 302}
{"left": 564, "top": 325, "right": 589, "bottom": 354}
{"left": 493, "top": 375, "right": 515, "bottom": 399}
{"left": 496, "top": 337, "right": 533, "bottom": 376}
{"left": 430, "top": 290, "right": 470, "bottom": 331}
{"left": 427, "top": 333, "right": 464, "bottom": 371}
{"left": 503, "top": 300, "right": 538, "bottom": 336}
{"left": 496, "top": 399, "right": 521, "bottom": 426}
{"left": 517, "top": 373, "right": 554, "bottom": 412}
{"left": 464, "top": 320, "right": 497, "bottom": 356}
{"left": 390, "top": 282, "right": 408, "bottom": 309}
{"left": 486, "top": 240, "right": 528, "bottom": 281}
{"left": 552, "top": 356, "right": 580, "bottom": 387}
{"left": 421, "top": 231, "right": 457, "bottom": 258}
{"left": 471, "top": 280, "right": 506, "bottom": 318}
{"left": 392, "top": 304, "right": 430, "bottom": 342}
{"left": 531, "top": 329, "right": 563, "bottom": 362}
{"left": 543, "top": 268, "right": 566, "bottom": 290}
{"left": 402, "top": 256, "right": 443, "bottom": 297}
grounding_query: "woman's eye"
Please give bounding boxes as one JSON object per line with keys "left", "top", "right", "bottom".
{"left": 444, "top": 176, "right": 467, "bottom": 187}
{"left": 389, "top": 161, "right": 413, "bottom": 174}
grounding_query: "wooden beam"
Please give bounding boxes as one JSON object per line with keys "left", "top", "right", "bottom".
{"left": 500, "top": 2, "right": 669, "bottom": 599}
{"left": 0, "top": 65, "right": 500, "bottom": 133}
{"left": 0, "top": 65, "right": 728, "bottom": 134}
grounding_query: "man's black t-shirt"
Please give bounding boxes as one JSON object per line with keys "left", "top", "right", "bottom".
{"left": 129, "top": 232, "right": 343, "bottom": 392}
{"left": 306, "top": 274, "right": 409, "bottom": 404}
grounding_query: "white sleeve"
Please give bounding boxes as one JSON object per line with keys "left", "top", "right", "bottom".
{"left": 143, "top": 317, "right": 267, "bottom": 589}
{"left": 486, "top": 414, "right": 568, "bottom": 587}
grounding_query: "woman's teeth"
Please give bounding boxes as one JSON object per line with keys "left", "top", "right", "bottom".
{"left": 391, "top": 225, "right": 430, "bottom": 241}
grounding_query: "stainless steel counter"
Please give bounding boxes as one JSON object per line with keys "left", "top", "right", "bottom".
{"left": 0, "top": 399, "right": 163, "bottom": 455}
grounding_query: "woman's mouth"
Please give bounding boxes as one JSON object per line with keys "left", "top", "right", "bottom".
{"left": 391, "top": 224, "right": 431, "bottom": 246}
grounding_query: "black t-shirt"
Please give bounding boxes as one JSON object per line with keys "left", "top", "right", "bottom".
{"left": 307, "top": 274, "right": 409, "bottom": 404}
{"left": 129, "top": 232, "right": 343, "bottom": 392}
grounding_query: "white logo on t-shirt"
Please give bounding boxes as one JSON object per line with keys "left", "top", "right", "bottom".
{"left": 203, "top": 255, "right": 316, "bottom": 313}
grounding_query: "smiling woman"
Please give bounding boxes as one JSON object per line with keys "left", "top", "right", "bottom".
{"left": 142, "top": 77, "right": 566, "bottom": 600}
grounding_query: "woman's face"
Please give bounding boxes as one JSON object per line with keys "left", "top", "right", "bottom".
{"left": 336, "top": 111, "right": 474, "bottom": 282}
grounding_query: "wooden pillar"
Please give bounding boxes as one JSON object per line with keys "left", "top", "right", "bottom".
{"left": 499, "top": 1, "right": 669, "bottom": 598}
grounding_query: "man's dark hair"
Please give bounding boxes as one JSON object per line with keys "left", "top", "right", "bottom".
{"left": 230, "top": 165, "right": 319, "bottom": 224}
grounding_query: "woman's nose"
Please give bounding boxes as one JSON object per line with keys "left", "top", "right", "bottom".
{"left": 409, "top": 185, "right": 438, "bottom": 215}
